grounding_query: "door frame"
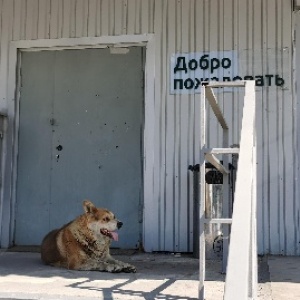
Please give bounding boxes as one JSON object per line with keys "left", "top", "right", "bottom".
{"left": 1, "top": 34, "right": 155, "bottom": 248}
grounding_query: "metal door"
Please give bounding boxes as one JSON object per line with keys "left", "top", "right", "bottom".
{"left": 15, "top": 48, "right": 144, "bottom": 249}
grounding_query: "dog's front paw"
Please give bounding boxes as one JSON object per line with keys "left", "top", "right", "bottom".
{"left": 122, "top": 263, "right": 136, "bottom": 273}
{"left": 107, "top": 264, "right": 123, "bottom": 273}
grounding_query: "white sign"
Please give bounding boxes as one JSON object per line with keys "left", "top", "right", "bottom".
{"left": 170, "top": 50, "right": 288, "bottom": 94}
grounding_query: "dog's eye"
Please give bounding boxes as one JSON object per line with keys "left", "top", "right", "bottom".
{"left": 103, "top": 217, "right": 110, "bottom": 222}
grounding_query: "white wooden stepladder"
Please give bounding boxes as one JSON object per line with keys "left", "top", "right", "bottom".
{"left": 199, "top": 81, "right": 257, "bottom": 300}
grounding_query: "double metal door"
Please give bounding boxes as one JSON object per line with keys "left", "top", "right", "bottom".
{"left": 15, "top": 47, "right": 144, "bottom": 249}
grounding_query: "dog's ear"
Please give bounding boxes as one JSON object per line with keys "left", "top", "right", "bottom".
{"left": 83, "top": 200, "right": 96, "bottom": 214}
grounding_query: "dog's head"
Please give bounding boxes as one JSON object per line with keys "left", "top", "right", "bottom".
{"left": 83, "top": 200, "right": 122, "bottom": 241}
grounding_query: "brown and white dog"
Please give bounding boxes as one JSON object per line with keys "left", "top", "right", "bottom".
{"left": 41, "top": 200, "right": 136, "bottom": 273}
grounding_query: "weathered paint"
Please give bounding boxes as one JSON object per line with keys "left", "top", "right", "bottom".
{"left": 0, "top": 0, "right": 298, "bottom": 255}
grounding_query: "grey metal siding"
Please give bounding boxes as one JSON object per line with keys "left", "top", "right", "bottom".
{"left": 0, "top": 0, "right": 298, "bottom": 254}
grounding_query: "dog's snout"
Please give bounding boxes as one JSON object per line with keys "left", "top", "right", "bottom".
{"left": 117, "top": 221, "right": 123, "bottom": 229}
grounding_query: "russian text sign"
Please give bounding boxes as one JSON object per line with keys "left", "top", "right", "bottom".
{"left": 170, "top": 49, "right": 288, "bottom": 94}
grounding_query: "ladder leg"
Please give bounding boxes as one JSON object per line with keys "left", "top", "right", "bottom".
{"left": 199, "top": 160, "right": 206, "bottom": 299}
{"left": 199, "top": 84, "right": 206, "bottom": 300}
{"left": 222, "top": 129, "right": 230, "bottom": 274}
{"left": 222, "top": 173, "right": 230, "bottom": 273}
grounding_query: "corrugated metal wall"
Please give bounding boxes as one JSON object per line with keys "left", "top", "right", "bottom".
{"left": 0, "top": 0, "right": 298, "bottom": 255}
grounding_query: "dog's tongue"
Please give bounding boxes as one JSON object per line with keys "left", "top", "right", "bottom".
{"left": 111, "top": 231, "right": 119, "bottom": 241}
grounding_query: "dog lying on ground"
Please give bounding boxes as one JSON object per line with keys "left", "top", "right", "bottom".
{"left": 41, "top": 200, "right": 136, "bottom": 273}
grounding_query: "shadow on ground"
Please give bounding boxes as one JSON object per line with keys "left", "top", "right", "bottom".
{"left": 0, "top": 250, "right": 277, "bottom": 300}
{"left": 0, "top": 250, "right": 212, "bottom": 300}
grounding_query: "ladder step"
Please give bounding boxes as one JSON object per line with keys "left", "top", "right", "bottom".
{"left": 203, "top": 147, "right": 240, "bottom": 154}
{"left": 204, "top": 80, "right": 246, "bottom": 88}
{"left": 204, "top": 218, "right": 232, "bottom": 224}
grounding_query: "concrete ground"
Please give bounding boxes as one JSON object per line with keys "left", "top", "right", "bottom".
{"left": 0, "top": 250, "right": 298, "bottom": 299}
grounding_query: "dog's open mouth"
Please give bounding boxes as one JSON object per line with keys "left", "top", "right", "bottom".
{"left": 100, "top": 229, "right": 119, "bottom": 241}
